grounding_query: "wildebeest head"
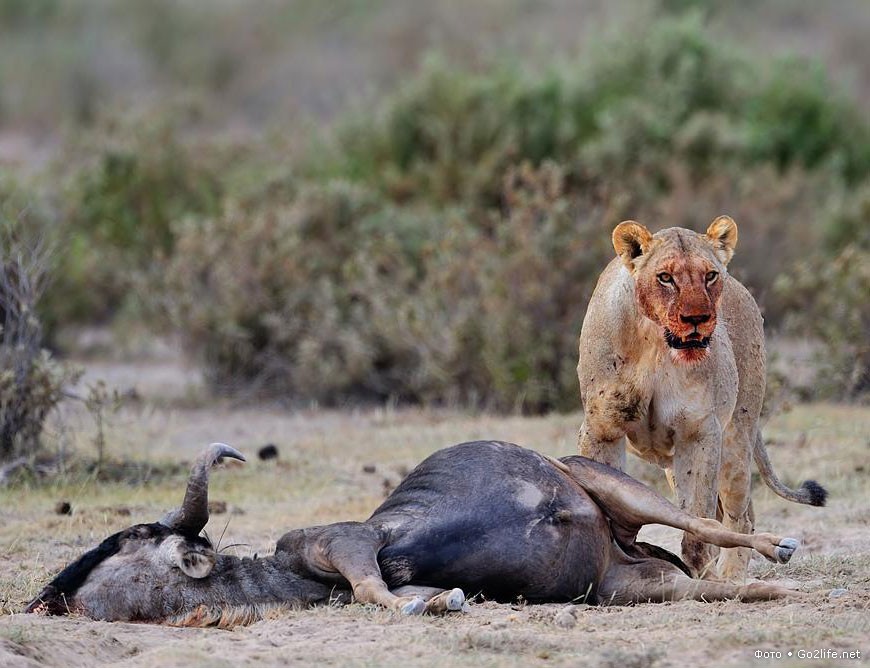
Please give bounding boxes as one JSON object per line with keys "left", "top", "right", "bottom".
{"left": 25, "top": 443, "right": 244, "bottom": 619}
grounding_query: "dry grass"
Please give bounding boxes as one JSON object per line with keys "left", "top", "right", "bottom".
{"left": 0, "top": 361, "right": 868, "bottom": 667}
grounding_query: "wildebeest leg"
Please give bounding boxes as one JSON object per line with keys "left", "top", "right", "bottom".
{"left": 559, "top": 457, "right": 800, "bottom": 565}
{"left": 319, "top": 530, "right": 427, "bottom": 614}
{"left": 391, "top": 585, "right": 466, "bottom": 614}
{"left": 279, "top": 523, "right": 425, "bottom": 614}
{"left": 599, "top": 559, "right": 803, "bottom": 605}
{"left": 281, "top": 523, "right": 465, "bottom": 615}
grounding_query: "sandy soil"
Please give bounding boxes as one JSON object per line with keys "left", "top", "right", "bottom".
{"left": 0, "top": 360, "right": 868, "bottom": 667}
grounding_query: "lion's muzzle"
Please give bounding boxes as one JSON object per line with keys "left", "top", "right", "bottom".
{"left": 664, "top": 328, "right": 711, "bottom": 350}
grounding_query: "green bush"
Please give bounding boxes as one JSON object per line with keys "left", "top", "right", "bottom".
{"left": 45, "top": 117, "right": 223, "bottom": 326}
{"left": 161, "top": 182, "right": 385, "bottom": 398}
{"left": 21, "top": 11, "right": 869, "bottom": 408}
{"left": 775, "top": 244, "right": 870, "bottom": 400}
{"left": 152, "top": 14, "right": 870, "bottom": 409}
{"left": 319, "top": 14, "right": 869, "bottom": 209}
{"left": 821, "top": 182, "right": 870, "bottom": 252}
{"left": 745, "top": 60, "right": 870, "bottom": 184}
{"left": 161, "top": 169, "right": 618, "bottom": 411}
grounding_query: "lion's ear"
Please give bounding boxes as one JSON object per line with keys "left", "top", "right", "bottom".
{"left": 612, "top": 221, "right": 653, "bottom": 270}
{"left": 705, "top": 215, "right": 738, "bottom": 265}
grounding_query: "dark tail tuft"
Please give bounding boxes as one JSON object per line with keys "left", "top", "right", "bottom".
{"left": 801, "top": 480, "right": 828, "bottom": 507}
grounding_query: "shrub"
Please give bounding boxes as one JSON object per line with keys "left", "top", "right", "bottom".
{"left": 160, "top": 167, "right": 618, "bottom": 411}
{"left": 34, "top": 12, "right": 870, "bottom": 408}
{"left": 450, "top": 163, "right": 612, "bottom": 411}
{"left": 0, "top": 222, "right": 79, "bottom": 461}
{"left": 160, "top": 182, "right": 387, "bottom": 399}
{"left": 157, "top": 10, "right": 870, "bottom": 408}
{"left": 45, "top": 116, "right": 223, "bottom": 327}
{"left": 745, "top": 60, "right": 870, "bottom": 184}
{"left": 774, "top": 244, "right": 870, "bottom": 401}
{"left": 326, "top": 57, "right": 557, "bottom": 206}
{"left": 820, "top": 182, "right": 870, "bottom": 252}
{"left": 319, "top": 14, "right": 870, "bottom": 209}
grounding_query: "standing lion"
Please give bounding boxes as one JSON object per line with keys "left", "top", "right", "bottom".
{"left": 577, "top": 216, "right": 826, "bottom": 581}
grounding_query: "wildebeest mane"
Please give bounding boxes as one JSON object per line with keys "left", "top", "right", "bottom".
{"left": 24, "top": 523, "right": 174, "bottom": 614}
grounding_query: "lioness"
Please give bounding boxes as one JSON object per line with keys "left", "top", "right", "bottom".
{"left": 577, "top": 216, "right": 826, "bottom": 580}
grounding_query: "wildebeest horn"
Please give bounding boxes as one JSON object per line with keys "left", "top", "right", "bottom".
{"left": 161, "top": 443, "right": 246, "bottom": 536}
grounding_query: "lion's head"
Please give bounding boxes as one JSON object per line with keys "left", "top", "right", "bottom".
{"left": 612, "top": 216, "right": 738, "bottom": 364}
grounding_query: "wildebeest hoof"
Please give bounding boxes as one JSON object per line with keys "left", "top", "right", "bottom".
{"left": 423, "top": 588, "right": 466, "bottom": 614}
{"left": 774, "top": 537, "right": 799, "bottom": 564}
{"left": 401, "top": 597, "right": 426, "bottom": 615}
{"left": 445, "top": 588, "right": 465, "bottom": 612}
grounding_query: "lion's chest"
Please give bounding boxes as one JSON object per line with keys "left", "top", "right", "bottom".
{"left": 624, "top": 352, "right": 737, "bottom": 467}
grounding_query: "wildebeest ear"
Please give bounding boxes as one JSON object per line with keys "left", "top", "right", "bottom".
{"left": 165, "top": 536, "right": 215, "bottom": 579}
{"left": 705, "top": 215, "right": 738, "bottom": 265}
{"left": 612, "top": 221, "right": 653, "bottom": 270}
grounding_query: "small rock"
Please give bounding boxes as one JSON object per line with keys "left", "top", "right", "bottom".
{"left": 362, "top": 464, "right": 377, "bottom": 474}
{"left": 258, "top": 444, "right": 279, "bottom": 461}
{"left": 54, "top": 501, "right": 72, "bottom": 515}
{"left": 554, "top": 608, "right": 576, "bottom": 629}
{"left": 828, "top": 588, "right": 848, "bottom": 598}
{"left": 208, "top": 500, "right": 227, "bottom": 514}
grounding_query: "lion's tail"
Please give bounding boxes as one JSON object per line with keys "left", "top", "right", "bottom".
{"left": 753, "top": 432, "right": 827, "bottom": 506}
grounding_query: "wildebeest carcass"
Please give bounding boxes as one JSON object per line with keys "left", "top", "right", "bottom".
{"left": 25, "top": 441, "right": 802, "bottom": 625}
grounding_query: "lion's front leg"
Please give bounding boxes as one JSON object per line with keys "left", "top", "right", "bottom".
{"left": 672, "top": 417, "right": 723, "bottom": 578}
{"left": 716, "top": 425, "right": 755, "bottom": 581}
{"left": 578, "top": 419, "right": 626, "bottom": 470}
{"left": 577, "top": 383, "right": 636, "bottom": 470}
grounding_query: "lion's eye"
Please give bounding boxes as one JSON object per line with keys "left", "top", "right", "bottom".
{"left": 705, "top": 271, "right": 719, "bottom": 284}
{"left": 657, "top": 272, "right": 673, "bottom": 285}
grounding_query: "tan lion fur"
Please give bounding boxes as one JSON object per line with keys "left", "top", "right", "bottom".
{"left": 577, "top": 216, "right": 824, "bottom": 581}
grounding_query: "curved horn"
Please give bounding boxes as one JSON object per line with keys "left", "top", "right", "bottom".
{"left": 161, "top": 443, "right": 245, "bottom": 536}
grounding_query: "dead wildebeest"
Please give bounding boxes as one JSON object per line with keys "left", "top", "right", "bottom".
{"left": 25, "top": 441, "right": 803, "bottom": 626}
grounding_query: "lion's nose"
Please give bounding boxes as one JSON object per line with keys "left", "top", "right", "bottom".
{"left": 680, "top": 313, "right": 711, "bottom": 326}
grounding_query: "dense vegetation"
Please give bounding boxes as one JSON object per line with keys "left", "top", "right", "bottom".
{"left": 0, "top": 221, "right": 79, "bottom": 461}
{"left": 2, "top": 6, "right": 868, "bottom": 418}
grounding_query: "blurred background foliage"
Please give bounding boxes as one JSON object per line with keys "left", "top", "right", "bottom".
{"left": 0, "top": 0, "right": 868, "bottom": 413}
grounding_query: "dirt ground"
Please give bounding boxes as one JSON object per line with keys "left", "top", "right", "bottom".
{"left": 1, "top": 359, "right": 868, "bottom": 667}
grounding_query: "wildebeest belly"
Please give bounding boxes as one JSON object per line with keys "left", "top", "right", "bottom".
{"left": 378, "top": 510, "right": 608, "bottom": 602}
{"left": 371, "top": 441, "right": 612, "bottom": 602}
